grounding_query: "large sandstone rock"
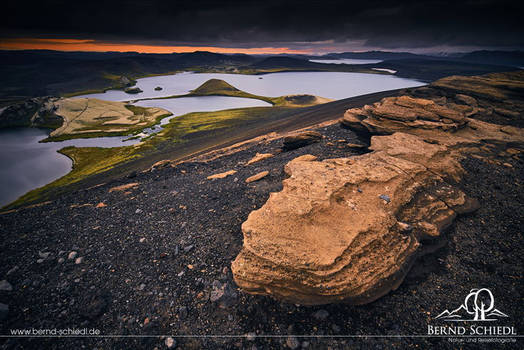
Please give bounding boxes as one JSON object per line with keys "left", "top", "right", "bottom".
{"left": 232, "top": 133, "right": 480, "bottom": 305}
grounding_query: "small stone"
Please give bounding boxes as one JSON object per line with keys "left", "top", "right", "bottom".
{"left": 0, "top": 280, "right": 13, "bottom": 291}
{"left": 379, "top": 194, "right": 391, "bottom": 204}
{"left": 6, "top": 266, "right": 19, "bottom": 276}
{"left": 246, "top": 332, "right": 256, "bottom": 341}
{"left": 138, "top": 283, "right": 146, "bottom": 291}
{"left": 135, "top": 208, "right": 143, "bottom": 214}
{"left": 165, "top": 337, "right": 176, "bottom": 348}
{"left": 139, "top": 237, "right": 146, "bottom": 243}
{"left": 58, "top": 258, "right": 65, "bottom": 264}
{"left": 207, "top": 170, "right": 237, "bottom": 180}
{"left": 75, "top": 257, "right": 84, "bottom": 264}
{"left": 246, "top": 153, "right": 274, "bottom": 165}
{"left": 246, "top": 171, "right": 270, "bottom": 183}
{"left": 210, "top": 281, "right": 238, "bottom": 308}
{"left": 286, "top": 336, "right": 300, "bottom": 349}
{"left": 177, "top": 271, "right": 185, "bottom": 277}
{"left": 346, "top": 143, "right": 366, "bottom": 149}
{"left": 177, "top": 306, "right": 188, "bottom": 320}
{"left": 68, "top": 251, "right": 78, "bottom": 260}
{"left": 37, "top": 259, "right": 45, "bottom": 264}
{"left": 38, "top": 251, "right": 50, "bottom": 259}
{"left": 0, "top": 303, "right": 8, "bottom": 320}
{"left": 184, "top": 245, "right": 194, "bottom": 252}
{"left": 312, "top": 309, "right": 329, "bottom": 320}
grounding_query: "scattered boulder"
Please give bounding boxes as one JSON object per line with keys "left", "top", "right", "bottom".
{"left": 150, "top": 159, "right": 172, "bottom": 170}
{"left": 207, "top": 170, "right": 237, "bottom": 180}
{"left": 109, "top": 183, "right": 139, "bottom": 193}
{"left": 283, "top": 131, "right": 322, "bottom": 151}
{"left": 246, "top": 153, "right": 274, "bottom": 165}
{"left": 246, "top": 171, "right": 269, "bottom": 183}
{"left": 346, "top": 143, "right": 367, "bottom": 149}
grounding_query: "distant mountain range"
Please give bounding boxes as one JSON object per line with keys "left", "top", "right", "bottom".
{"left": 0, "top": 49, "right": 521, "bottom": 101}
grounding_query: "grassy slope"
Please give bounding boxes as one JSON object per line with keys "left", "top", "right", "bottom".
{"left": 4, "top": 105, "right": 284, "bottom": 209}
{"left": 5, "top": 79, "right": 329, "bottom": 211}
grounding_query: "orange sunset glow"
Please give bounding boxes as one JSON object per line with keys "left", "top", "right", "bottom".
{"left": 0, "top": 38, "right": 311, "bottom": 55}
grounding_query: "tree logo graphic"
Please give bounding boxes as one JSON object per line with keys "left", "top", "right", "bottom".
{"left": 435, "top": 288, "right": 509, "bottom": 321}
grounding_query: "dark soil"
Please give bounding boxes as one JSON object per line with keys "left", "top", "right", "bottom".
{"left": 0, "top": 118, "right": 522, "bottom": 349}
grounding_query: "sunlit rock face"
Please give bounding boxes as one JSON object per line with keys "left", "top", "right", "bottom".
{"left": 231, "top": 133, "right": 478, "bottom": 305}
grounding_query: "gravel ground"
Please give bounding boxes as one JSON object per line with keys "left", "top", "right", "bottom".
{"left": 0, "top": 121, "right": 522, "bottom": 349}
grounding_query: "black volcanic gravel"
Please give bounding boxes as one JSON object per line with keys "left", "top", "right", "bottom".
{"left": 0, "top": 123, "right": 522, "bottom": 349}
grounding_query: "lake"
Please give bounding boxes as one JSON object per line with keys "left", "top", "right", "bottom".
{"left": 75, "top": 71, "right": 423, "bottom": 101}
{"left": 309, "top": 58, "right": 383, "bottom": 65}
{"left": 1, "top": 71, "right": 424, "bottom": 207}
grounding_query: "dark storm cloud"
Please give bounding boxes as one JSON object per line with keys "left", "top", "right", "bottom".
{"left": 1, "top": 0, "right": 523, "bottom": 49}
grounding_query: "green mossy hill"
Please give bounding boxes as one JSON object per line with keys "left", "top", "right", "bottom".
{"left": 184, "top": 79, "right": 275, "bottom": 104}
{"left": 191, "top": 79, "right": 240, "bottom": 94}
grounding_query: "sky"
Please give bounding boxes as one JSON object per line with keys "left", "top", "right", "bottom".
{"left": 1, "top": 0, "right": 523, "bottom": 55}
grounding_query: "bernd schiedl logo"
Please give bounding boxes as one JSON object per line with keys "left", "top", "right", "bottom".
{"left": 435, "top": 288, "right": 508, "bottom": 322}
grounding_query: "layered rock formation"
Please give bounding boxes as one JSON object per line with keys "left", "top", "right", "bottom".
{"left": 232, "top": 71, "right": 524, "bottom": 305}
